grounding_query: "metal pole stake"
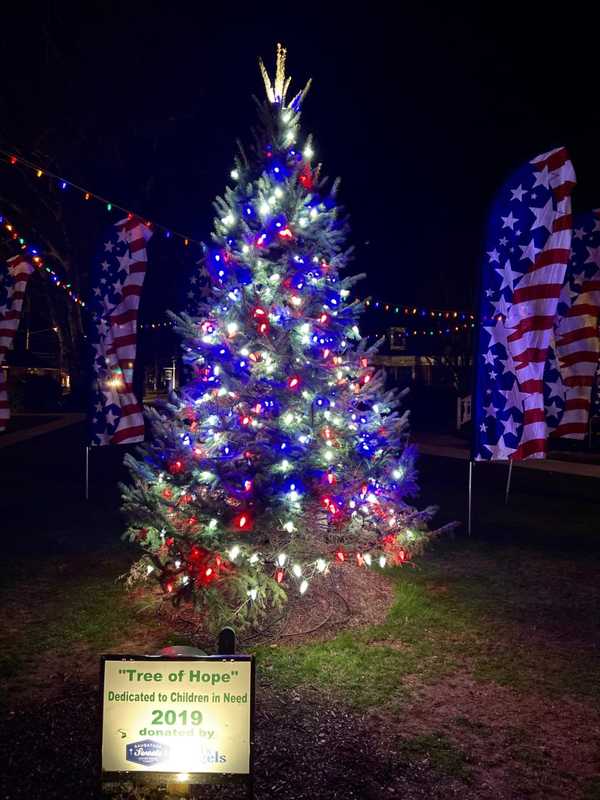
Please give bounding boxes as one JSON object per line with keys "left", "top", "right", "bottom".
{"left": 505, "top": 460, "right": 513, "bottom": 505}
{"left": 85, "top": 446, "right": 90, "bottom": 501}
{"left": 467, "top": 460, "right": 473, "bottom": 536}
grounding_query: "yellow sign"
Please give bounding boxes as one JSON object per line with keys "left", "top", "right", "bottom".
{"left": 101, "top": 656, "right": 254, "bottom": 777}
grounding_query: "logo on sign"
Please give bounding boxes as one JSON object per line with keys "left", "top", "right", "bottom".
{"left": 126, "top": 740, "right": 170, "bottom": 766}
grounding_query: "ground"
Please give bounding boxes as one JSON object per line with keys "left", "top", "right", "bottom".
{"left": 1, "top": 421, "right": 600, "bottom": 799}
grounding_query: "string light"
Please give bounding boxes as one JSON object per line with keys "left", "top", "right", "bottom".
{"left": 1, "top": 148, "right": 202, "bottom": 248}
{"left": 362, "top": 297, "right": 475, "bottom": 320}
{"left": 129, "top": 46, "right": 435, "bottom": 621}
{"left": 0, "top": 212, "right": 86, "bottom": 307}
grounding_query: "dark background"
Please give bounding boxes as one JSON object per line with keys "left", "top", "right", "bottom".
{"left": 1, "top": 2, "right": 600, "bottom": 319}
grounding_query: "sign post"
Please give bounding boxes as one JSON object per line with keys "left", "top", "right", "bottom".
{"left": 100, "top": 654, "right": 254, "bottom": 795}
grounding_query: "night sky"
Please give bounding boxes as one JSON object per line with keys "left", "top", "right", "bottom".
{"left": 2, "top": 3, "right": 600, "bottom": 317}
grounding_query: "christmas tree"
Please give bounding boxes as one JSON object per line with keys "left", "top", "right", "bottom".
{"left": 122, "top": 45, "right": 439, "bottom": 630}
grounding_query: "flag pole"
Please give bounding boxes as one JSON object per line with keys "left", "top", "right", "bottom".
{"left": 85, "top": 445, "right": 90, "bottom": 501}
{"left": 504, "top": 459, "right": 513, "bottom": 505}
{"left": 467, "top": 460, "right": 473, "bottom": 535}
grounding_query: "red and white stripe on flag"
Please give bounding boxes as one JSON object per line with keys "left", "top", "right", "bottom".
{"left": 506, "top": 147, "right": 576, "bottom": 459}
{"left": 551, "top": 211, "right": 600, "bottom": 440}
{"left": 0, "top": 256, "right": 34, "bottom": 432}
{"left": 90, "top": 216, "right": 152, "bottom": 446}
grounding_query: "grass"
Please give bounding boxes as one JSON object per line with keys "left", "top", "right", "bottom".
{"left": 395, "top": 733, "right": 471, "bottom": 780}
{"left": 3, "top": 535, "right": 599, "bottom": 715}
{"left": 256, "top": 538, "right": 600, "bottom": 709}
{"left": 0, "top": 549, "right": 157, "bottom": 703}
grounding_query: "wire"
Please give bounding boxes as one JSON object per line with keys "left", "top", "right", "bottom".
{"left": 0, "top": 148, "right": 203, "bottom": 247}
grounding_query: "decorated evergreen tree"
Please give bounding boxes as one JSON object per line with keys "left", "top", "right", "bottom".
{"left": 122, "top": 45, "right": 440, "bottom": 630}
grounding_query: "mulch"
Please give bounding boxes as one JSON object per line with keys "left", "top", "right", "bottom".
{"left": 0, "top": 680, "right": 468, "bottom": 800}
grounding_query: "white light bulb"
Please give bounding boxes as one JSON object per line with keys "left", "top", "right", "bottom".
{"left": 146, "top": 565, "right": 154, "bottom": 575}
{"left": 227, "top": 322, "right": 238, "bottom": 336}
{"left": 175, "top": 560, "right": 181, "bottom": 569}
{"left": 379, "top": 556, "right": 387, "bottom": 568}
{"left": 247, "top": 588, "right": 258, "bottom": 600}
{"left": 299, "top": 579, "right": 309, "bottom": 595}
{"left": 280, "top": 459, "right": 290, "bottom": 470}
{"left": 242, "top": 244, "right": 250, "bottom": 254}
{"left": 284, "top": 413, "right": 294, "bottom": 425}
{"left": 274, "top": 186, "right": 284, "bottom": 198}
{"left": 310, "top": 207, "right": 318, "bottom": 219}
{"left": 209, "top": 518, "right": 218, "bottom": 529}
{"left": 363, "top": 553, "right": 372, "bottom": 567}
{"left": 303, "top": 144, "right": 314, "bottom": 159}
{"left": 222, "top": 213, "right": 235, "bottom": 227}
{"left": 316, "top": 558, "right": 327, "bottom": 573}
{"left": 277, "top": 553, "right": 287, "bottom": 567}
{"left": 182, "top": 575, "right": 189, "bottom": 585}
{"left": 270, "top": 273, "right": 280, "bottom": 282}
{"left": 292, "top": 564, "right": 302, "bottom": 578}
{"left": 393, "top": 468, "right": 404, "bottom": 480}
{"left": 230, "top": 169, "right": 239, "bottom": 180}
{"left": 249, "top": 553, "right": 259, "bottom": 564}
{"left": 228, "top": 545, "right": 240, "bottom": 561}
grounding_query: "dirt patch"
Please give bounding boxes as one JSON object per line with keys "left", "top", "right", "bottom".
{"left": 369, "top": 669, "right": 600, "bottom": 800}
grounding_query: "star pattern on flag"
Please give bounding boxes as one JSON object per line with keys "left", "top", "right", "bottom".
{"left": 0, "top": 267, "right": 15, "bottom": 317}
{"left": 88, "top": 221, "right": 150, "bottom": 446}
{"left": 184, "top": 258, "right": 212, "bottom": 314}
{"left": 545, "top": 209, "right": 600, "bottom": 437}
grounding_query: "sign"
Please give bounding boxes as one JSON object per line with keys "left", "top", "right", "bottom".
{"left": 100, "top": 655, "right": 254, "bottom": 781}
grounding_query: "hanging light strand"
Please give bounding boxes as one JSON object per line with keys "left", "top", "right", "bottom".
{"left": 363, "top": 297, "right": 475, "bottom": 320}
{"left": 0, "top": 212, "right": 86, "bottom": 307}
{"left": 0, "top": 148, "right": 202, "bottom": 248}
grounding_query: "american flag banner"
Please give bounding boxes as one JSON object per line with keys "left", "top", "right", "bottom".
{"left": 473, "top": 147, "right": 576, "bottom": 460}
{"left": 544, "top": 210, "right": 600, "bottom": 440}
{"left": 89, "top": 216, "right": 152, "bottom": 446}
{"left": 0, "top": 255, "right": 34, "bottom": 432}
{"left": 183, "top": 254, "right": 212, "bottom": 317}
